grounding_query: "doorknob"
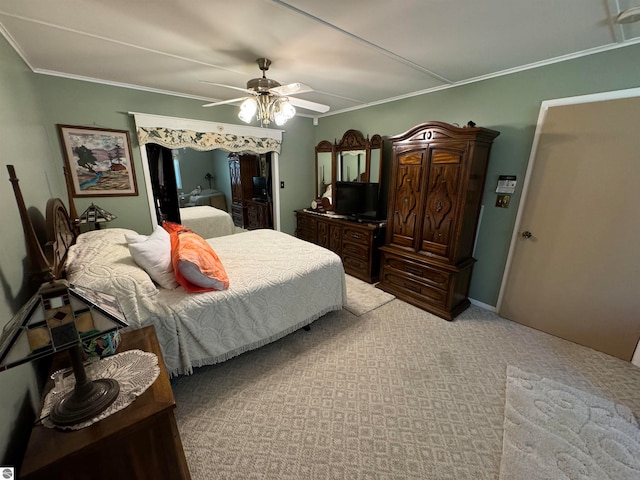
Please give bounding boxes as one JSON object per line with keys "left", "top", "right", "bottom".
{"left": 521, "top": 231, "right": 533, "bottom": 239}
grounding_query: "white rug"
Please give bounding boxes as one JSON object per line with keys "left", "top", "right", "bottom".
{"left": 343, "top": 274, "right": 395, "bottom": 316}
{"left": 500, "top": 366, "right": 640, "bottom": 480}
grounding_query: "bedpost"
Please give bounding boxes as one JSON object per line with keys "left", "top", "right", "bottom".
{"left": 63, "top": 164, "right": 81, "bottom": 236}
{"left": 7, "top": 165, "right": 54, "bottom": 284}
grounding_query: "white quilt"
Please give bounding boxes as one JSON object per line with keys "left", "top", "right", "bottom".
{"left": 179, "top": 206, "right": 235, "bottom": 239}
{"left": 65, "top": 228, "right": 346, "bottom": 376}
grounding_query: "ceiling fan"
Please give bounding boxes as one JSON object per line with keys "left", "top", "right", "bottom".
{"left": 202, "top": 58, "right": 329, "bottom": 127}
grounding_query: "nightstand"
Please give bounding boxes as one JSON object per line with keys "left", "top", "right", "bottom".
{"left": 20, "top": 326, "right": 191, "bottom": 480}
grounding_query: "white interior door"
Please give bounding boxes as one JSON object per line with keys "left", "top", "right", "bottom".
{"left": 498, "top": 90, "right": 640, "bottom": 361}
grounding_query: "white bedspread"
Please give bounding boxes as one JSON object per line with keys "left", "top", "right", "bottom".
{"left": 179, "top": 206, "right": 235, "bottom": 239}
{"left": 65, "top": 228, "right": 346, "bottom": 376}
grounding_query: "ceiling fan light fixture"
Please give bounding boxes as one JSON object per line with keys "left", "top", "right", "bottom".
{"left": 616, "top": 6, "right": 640, "bottom": 24}
{"left": 274, "top": 99, "right": 296, "bottom": 126}
{"left": 202, "top": 58, "right": 329, "bottom": 123}
{"left": 238, "top": 97, "right": 257, "bottom": 123}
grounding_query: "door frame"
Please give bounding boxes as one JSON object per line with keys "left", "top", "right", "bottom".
{"left": 497, "top": 86, "right": 640, "bottom": 311}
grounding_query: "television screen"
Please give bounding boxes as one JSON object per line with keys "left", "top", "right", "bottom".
{"left": 335, "top": 181, "right": 379, "bottom": 220}
{"left": 252, "top": 176, "right": 267, "bottom": 200}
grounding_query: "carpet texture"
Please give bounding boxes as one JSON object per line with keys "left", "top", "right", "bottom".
{"left": 500, "top": 366, "right": 640, "bottom": 480}
{"left": 343, "top": 275, "right": 395, "bottom": 316}
{"left": 171, "top": 300, "right": 640, "bottom": 480}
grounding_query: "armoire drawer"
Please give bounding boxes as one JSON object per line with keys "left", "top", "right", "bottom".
{"left": 383, "top": 256, "right": 450, "bottom": 290}
{"left": 380, "top": 271, "right": 448, "bottom": 309}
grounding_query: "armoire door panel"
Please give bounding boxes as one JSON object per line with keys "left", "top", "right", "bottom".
{"left": 421, "top": 161, "right": 461, "bottom": 259}
{"left": 430, "top": 146, "right": 466, "bottom": 164}
{"left": 389, "top": 151, "right": 425, "bottom": 248}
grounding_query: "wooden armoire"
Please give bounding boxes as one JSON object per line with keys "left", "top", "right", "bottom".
{"left": 228, "top": 152, "right": 273, "bottom": 229}
{"left": 377, "top": 121, "right": 500, "bottom": 320}
{"left": 228, "top": 153, "right": 259, "bottom": 228}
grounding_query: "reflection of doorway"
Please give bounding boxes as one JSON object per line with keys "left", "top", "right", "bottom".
{"left": 146, "top": 144, "right": 179, "bottom": 224}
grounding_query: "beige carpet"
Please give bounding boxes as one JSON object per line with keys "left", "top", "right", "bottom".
{"left": 343, "top": 274, "right": 395, "bottom": 316}
{"left": 171, "top": 300, "right": 640, "bottom": 480}
{"left": 500, "top": 366, "right": 640, "bottom": 479}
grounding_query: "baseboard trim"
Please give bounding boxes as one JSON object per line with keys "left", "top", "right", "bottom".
{"left": 469, "top": 298, "right": 497, "bottom": 312}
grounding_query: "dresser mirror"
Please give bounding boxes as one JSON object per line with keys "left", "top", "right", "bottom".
{"left": 315, "top": 140, "right": 334, "bottom": 199}
{"left": 315, "top": 130, "right": 382, "bottom": 209}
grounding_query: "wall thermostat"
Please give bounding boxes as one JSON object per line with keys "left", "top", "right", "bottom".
{"left": 496, "top": 175, "right": 517, "bottom": 194}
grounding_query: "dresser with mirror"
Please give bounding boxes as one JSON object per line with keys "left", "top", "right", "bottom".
{"left": 298, "top": 129, "right": 386, "bottom": 283}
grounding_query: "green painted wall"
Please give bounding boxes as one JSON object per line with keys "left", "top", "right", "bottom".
{"left": 312, "top": 43, "right": 640, "bottom": 306}
{"left": 0, "top": 34, "right": 64, "bottom": 469}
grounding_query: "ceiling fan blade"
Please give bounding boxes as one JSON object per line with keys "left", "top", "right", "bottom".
{"left": 270, "top": 82, "right": 313, "bottom": 96}
{"left": 202, "top": 97, "right": 246, "bottom": 107}
{"left": 287, "top": 97, "right": 330, "bottom": 113}
{"left": 200, "top": 81, "right": 252, "bottom": 94}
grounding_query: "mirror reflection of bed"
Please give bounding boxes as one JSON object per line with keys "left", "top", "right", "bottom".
{"left": 145, "top": 145, "right": 273, "bottom": 237}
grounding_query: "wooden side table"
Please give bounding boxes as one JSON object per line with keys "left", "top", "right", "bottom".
{"left": 20, "top": 326, "right": 191, "bottom": 480}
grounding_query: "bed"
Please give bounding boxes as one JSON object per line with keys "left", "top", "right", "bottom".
{"left": 9, "top": 166, "right": 346, "bottom": 377}
{"left": 179, "top": 188, "right": 227, "bottom": 211}
{"left": 178, "top": 205, "right": 235, "bottom": 239}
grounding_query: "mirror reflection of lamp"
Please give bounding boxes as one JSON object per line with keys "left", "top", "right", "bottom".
{"left": 204, "top": 172, "right": 214, "bottom": 189}
{"left": 0, "top": 279, "right": 128, "bottom": 426}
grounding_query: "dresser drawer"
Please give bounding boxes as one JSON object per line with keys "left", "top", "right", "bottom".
{"left": 343, "top": 256, "right": 370, "bottom": 277}
{"left": 380, "top": 271, "right": 448, "bottom": 309}
{"left": 383, "top": 255, "right": 450, "bottom": 290}
{"left": 342, "top": 241, "right": 369, "bottom": 261}
{"left": 343, "top": 226, "right": 372, "bottom": 245}
{"left": 295, "top": 214, "right": 317, "bottom": 242}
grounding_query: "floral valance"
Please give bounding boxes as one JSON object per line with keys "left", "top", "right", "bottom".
{"left": 137, "top": 126, "right": 281, "bottom": 154}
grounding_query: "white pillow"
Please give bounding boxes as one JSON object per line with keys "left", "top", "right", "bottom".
{"left": 124, "top": 232, "right": 149, "bottom": 244}
{"left": 127, "top": 227, "right": 178, "bottom": 289}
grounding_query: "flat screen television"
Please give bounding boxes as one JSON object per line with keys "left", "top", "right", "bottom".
{"left": 252, "top": 176, "right": 268, "bottom": 200}
{"left": 334, "top": 181, "right": 380, "bottom": 221}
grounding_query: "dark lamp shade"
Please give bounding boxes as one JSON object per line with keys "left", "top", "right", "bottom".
{"left": 0, "top": 280, "right": 128, "bottom": 371}
{"left": 78, "top": 203, "right": 117, "bottom": 226}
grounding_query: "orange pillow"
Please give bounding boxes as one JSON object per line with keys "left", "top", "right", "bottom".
{"left": 163, "top": 220, "right": 190, "bottom": 235}
{"left": 165, "top": 225, "right": 229, "bottom": 293}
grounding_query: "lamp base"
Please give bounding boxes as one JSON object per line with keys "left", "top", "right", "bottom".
{"left": 50, "top": 378, "right": 120, "bottom": 426}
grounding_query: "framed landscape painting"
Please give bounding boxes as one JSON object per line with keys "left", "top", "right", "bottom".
{"left": 57, "top": 124, "right": 138, "bottom": 197}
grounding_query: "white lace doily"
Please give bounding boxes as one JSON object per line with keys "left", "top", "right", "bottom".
{"left": 41, "top": 349, "right": 160, "bottom": 430}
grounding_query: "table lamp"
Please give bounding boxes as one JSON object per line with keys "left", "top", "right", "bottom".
{"left": 78, "top": 203, "right": 116, "bottom": 230}
{"left": 0, "top": 279, "right": 128, "bottom": 426}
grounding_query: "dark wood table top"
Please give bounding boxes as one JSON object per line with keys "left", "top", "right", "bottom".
{"left": 21, "top": 326, "right": 174, "bottom": 476}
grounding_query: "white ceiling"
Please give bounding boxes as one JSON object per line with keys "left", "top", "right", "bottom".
{"left": 1, "top": 0, "right": 639, "bottom": 118}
